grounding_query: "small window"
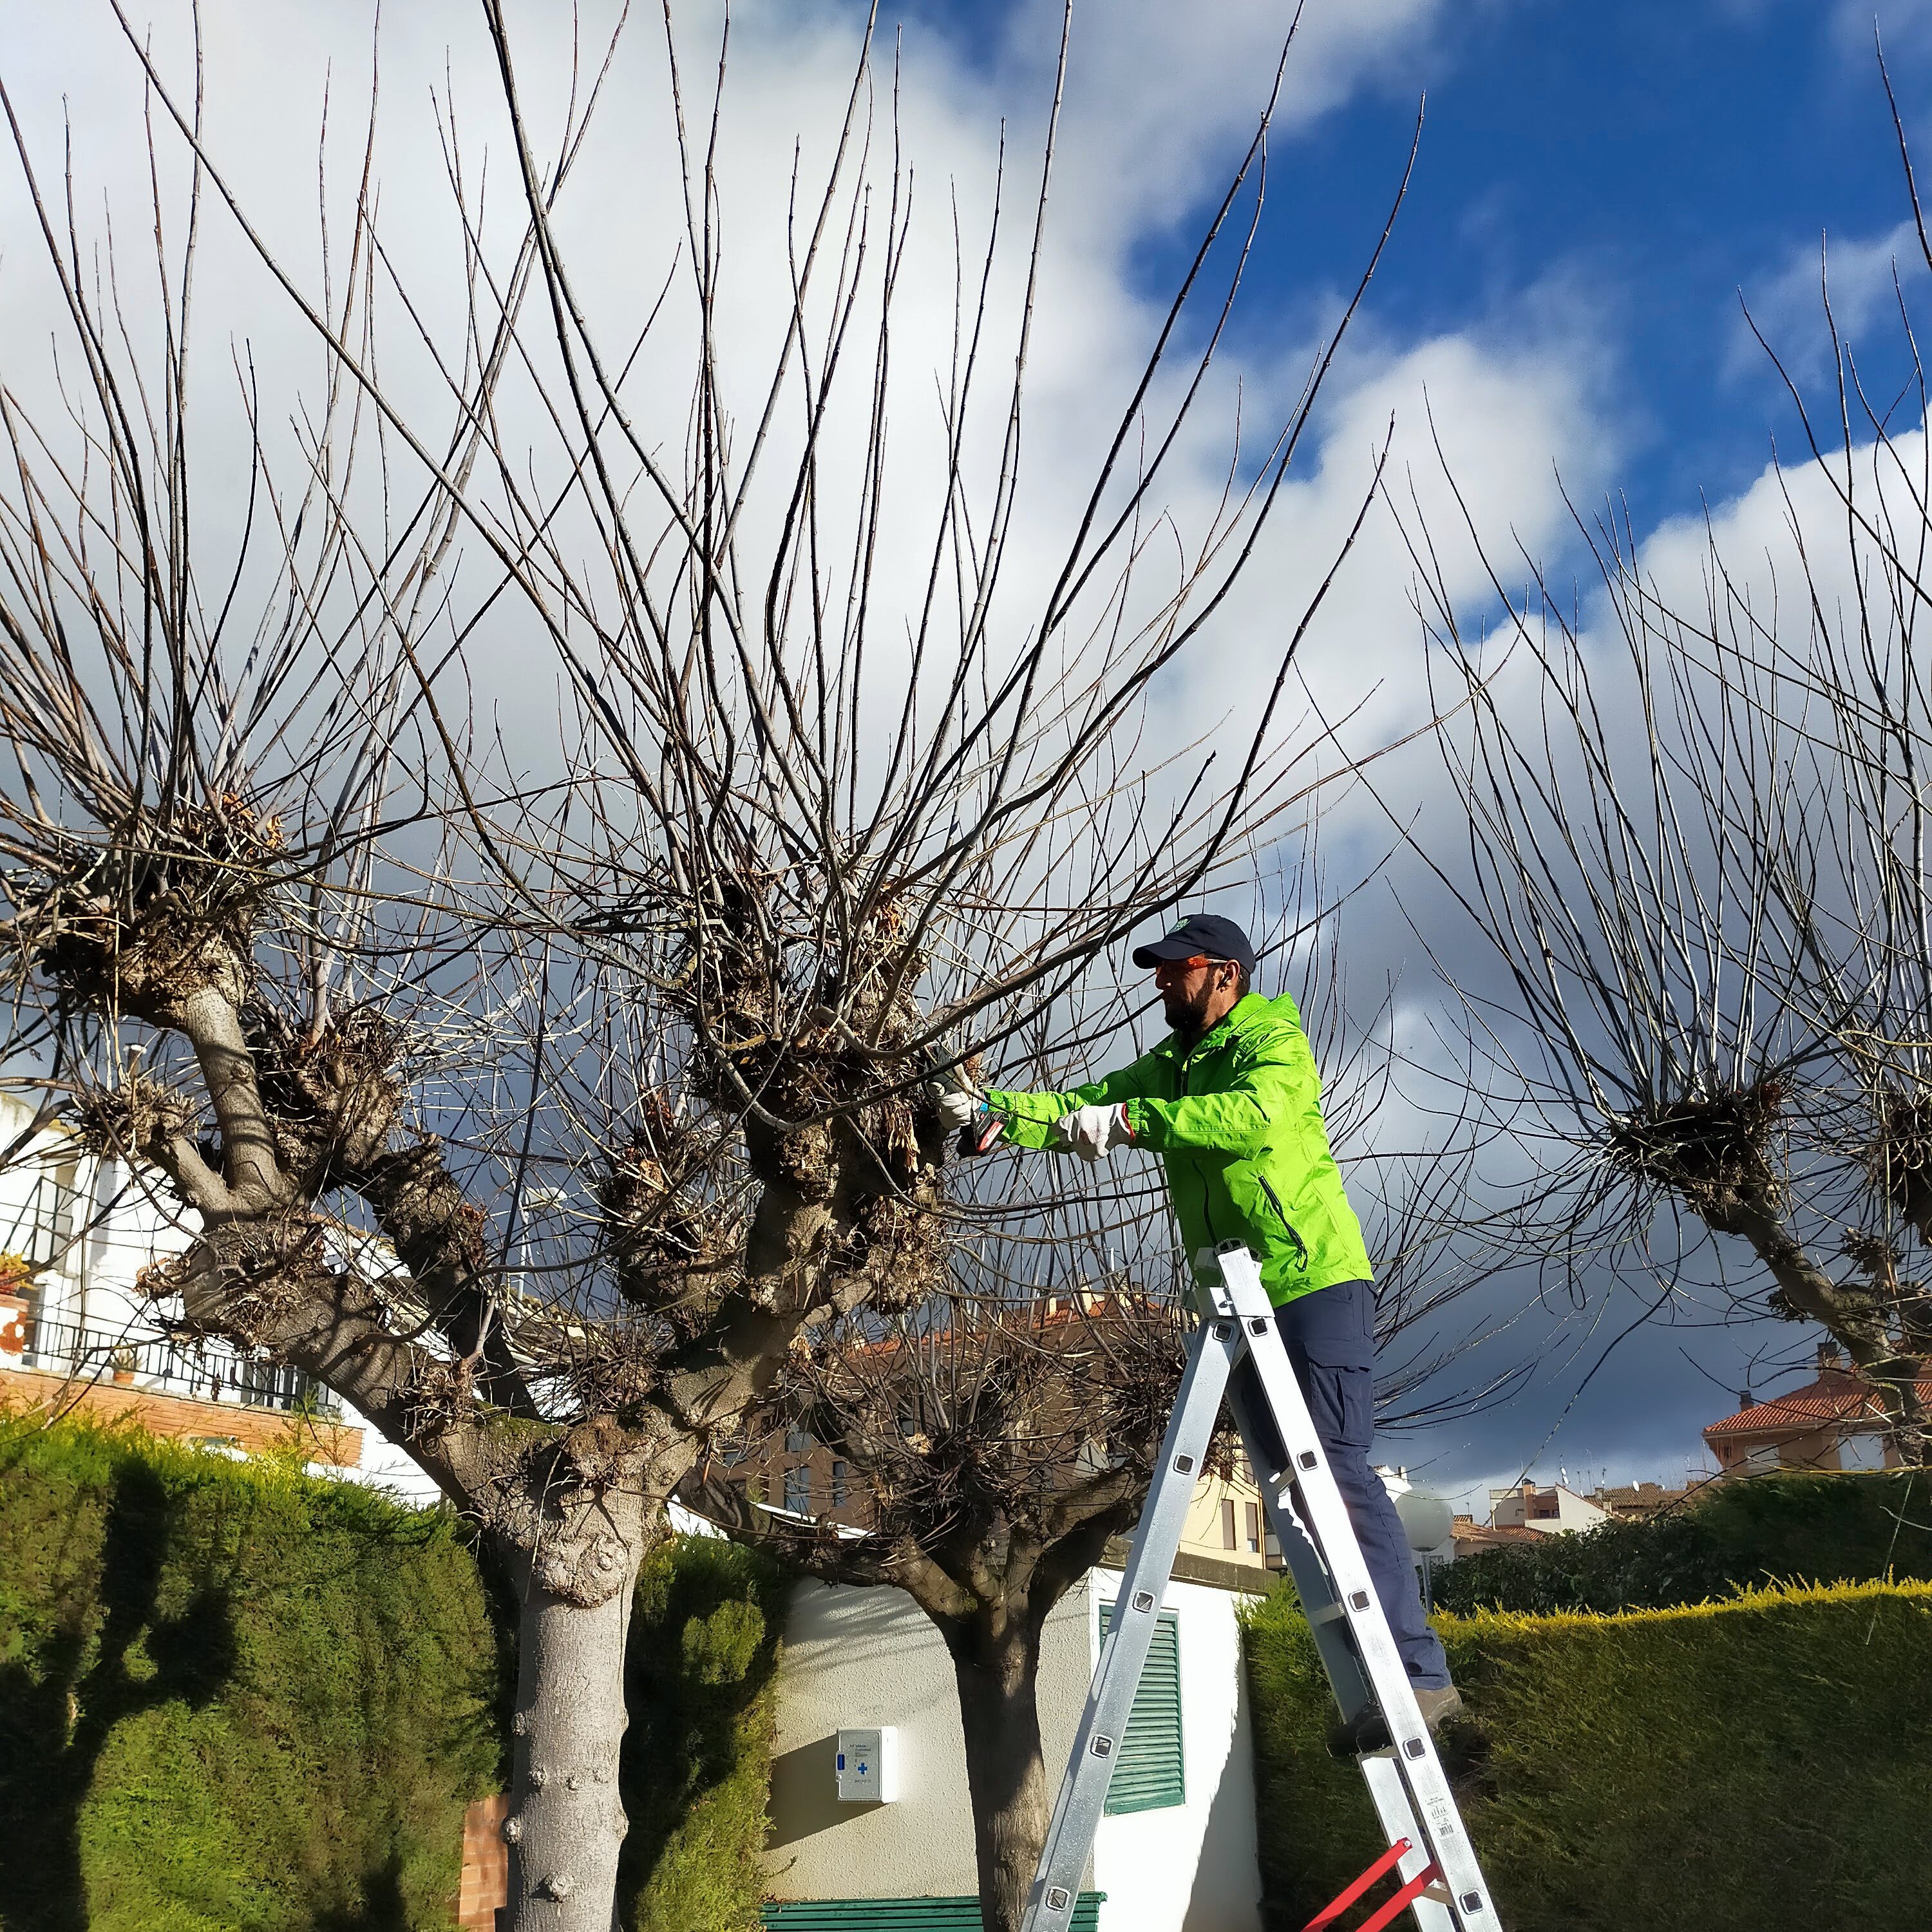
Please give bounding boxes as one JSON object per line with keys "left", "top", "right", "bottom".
{"left": 830, "top": 1459, "right": 848, "bottom": 1508}
{"left": 786, "top": 1425, "right": 814, "bottom": 1454}
{"left": 1097, "top": 1602, "right": 1184, "bottom": 1813}
{"left": 1220, "top": 1497, "right": 1237, "bottom": 1550}
{"left": 783, "top": 1464, "right": 812, "bottom": 1513}
{"left": 1743, "top": 1444, "right": 1779, "bottom": 1475}
{"left": 1244, "top": 1501, "right": 1261, "bottom": 1554}
{"left": 1840, "top": 1432, "right": 1887, "bottom": 1472}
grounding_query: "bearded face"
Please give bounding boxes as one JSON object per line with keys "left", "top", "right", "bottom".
{"left": 1159, "top": 959, "right": 1238, "bottom": 1043}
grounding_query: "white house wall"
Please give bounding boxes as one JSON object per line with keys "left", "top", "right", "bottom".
{"left": 346, "top": 1403, "right": 445, "bottom": 1504}
{"left": 0, "top": 1094, "right": 196, "bottom": 1336}
{"left": 1090, "top": 1571, "right": 1263, "bottom": 1932}
{"left": 81, "top": 1155, "right": 196, "bottom": 1331}
{"left": 764, "top": 1576, "right": 1094, "bottom": 1902}
{"left": 762, "top": 1567, "right": 1263, "bottom": 1932}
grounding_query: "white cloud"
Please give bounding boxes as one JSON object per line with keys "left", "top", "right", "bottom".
{"left": 1729, "top": 218, "right": 1927, "bottom": 382}
{"left": 8, "top": 0, "right": 1772, "bottom": 1480}
{"left": 0, "top": 0, "right": 1604, "bottom": 811}
{"left": 0, "top": 2, "right": 1616, "bottom": 962}
{"left": 991, "top": 0, "right": 1464, "bottom": 246}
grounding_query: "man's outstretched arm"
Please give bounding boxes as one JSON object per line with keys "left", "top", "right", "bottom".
{"left": 981, "top": 1054, "right": 1162, "bottom": 1151}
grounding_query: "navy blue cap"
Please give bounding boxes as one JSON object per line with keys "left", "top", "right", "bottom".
{"left": 1132, "top": 914, "right": 1256, "bottom": 975}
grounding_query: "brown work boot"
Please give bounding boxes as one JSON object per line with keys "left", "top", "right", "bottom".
{"left": 1414, "top": 1685, "right": 1464, "bottom": 1735}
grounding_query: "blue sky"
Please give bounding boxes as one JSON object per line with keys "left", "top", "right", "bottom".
{"left": 1273, "top": 0, "right": 1932, "bottom": 525}
{"left": 945, "top": 0, "right": 1932, "bottom": 532}
{"left": 947, "top": 0, "right": 1932, "bottom": 1504}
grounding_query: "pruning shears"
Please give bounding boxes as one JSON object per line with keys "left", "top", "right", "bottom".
{"left": 920, "top": 1046, "right": 1008, "bottom": 1157}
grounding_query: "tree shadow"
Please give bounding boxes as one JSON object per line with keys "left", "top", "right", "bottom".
{"left": 312, "top": 1852, "right": 410, "bottom": 1932}
{"left": 0, "top": 1458, "right": 236, "bottom": 1932}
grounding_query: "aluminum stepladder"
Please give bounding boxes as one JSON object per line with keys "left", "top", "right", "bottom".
{"left": 1019, "top": 1243, "right": 1498, "bottom": 1932}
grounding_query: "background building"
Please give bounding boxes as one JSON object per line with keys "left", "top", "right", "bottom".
{"left": 761, "top": 1562, "right": 1261, "bottom": 1932}
{"left": 0, "top": 1091, "right": 435, "bottom": 1499}
{"left": 1485, "top": 1480, "right": 1611, "bottom": 1535}
{"left": 1702, "top": 1344, "right": 1922, "bottom": 1475}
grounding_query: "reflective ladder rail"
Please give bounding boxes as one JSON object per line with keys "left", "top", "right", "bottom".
{"left": 1019, "top": 1244, "right": 1498, "bottom": 1932}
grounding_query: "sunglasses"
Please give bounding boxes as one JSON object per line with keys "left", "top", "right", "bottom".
{"left": 1152, "top": 954, "right": 1233, "bottom": 985}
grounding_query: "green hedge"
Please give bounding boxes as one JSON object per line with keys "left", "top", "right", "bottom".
{"left": 0, "top": 1414, "right": 788, "bottom": 1932}
{"left": 0, "top": 1414, "right": 499, "bottom": 1932}
{"left": 1432, "top": 1470, "right": 1932, "bottom": 1616}
{"left": 1245, "top": 1578, "right": 1932, "bottom": 1932}
{"left": 620, "top": 1533, "right": 788, "bottom": 1932}
{"left": 0, "top": 1414, "right": 788, "bottom": 1924}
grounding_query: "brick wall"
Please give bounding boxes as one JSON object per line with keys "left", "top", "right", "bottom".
{"left": 455, "top": 1794, "right": 509, "bottom": 1930}
{"left": 0, "top": 1367, "right": 364, "bottom": 1467}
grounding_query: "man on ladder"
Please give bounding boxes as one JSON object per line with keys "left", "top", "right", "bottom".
{"left": 936, "top": 911, "right": 1461, "bottom": 1732}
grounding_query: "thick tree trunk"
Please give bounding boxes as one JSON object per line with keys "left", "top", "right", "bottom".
{"left": 947, "top": 1615, "right": 1052, "bottom": 1932}
{"left": 502, "top": 1543, "right": 646, "bottom": 1932}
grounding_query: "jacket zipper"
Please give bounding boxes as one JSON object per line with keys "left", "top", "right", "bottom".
{"left": 1180, "top": 1047, "right": 1218, "bottom": 1246}
{"left": 1256, "top": 1175, "right": 1309, "bottom": 1269}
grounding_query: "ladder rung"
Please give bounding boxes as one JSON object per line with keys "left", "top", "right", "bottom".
{"left": 1355, "top": 1864, "right": 1445, "bottom": 1932}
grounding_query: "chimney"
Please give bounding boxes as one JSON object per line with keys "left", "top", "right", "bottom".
{"left": 1737, "top": 1389, "right": 1754, "bottom": 1410}
{"left": 1817, "top": 1341, "right": 1844, "bottom": 1373}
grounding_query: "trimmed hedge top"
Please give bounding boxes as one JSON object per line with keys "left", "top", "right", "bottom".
{"left": 1431, "top": 1468, "right": 1932, "bottom": 1616}
{"left": 1245, "top": 1577, "right": 1932, "bottom": 1932}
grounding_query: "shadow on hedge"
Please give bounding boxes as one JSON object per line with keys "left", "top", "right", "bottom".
{"left": 0, "top": 1416, "right": 498, "bottom": 1932}
{"left": 312, "top": 1854, "right": 409, "bottom": 1932}
{"left": 0, "top": 1456, "right": 236, "bottom": 1932}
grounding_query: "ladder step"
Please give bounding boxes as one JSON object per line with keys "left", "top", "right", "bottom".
{"left": 1355, "top": 1866, "right": 1447, "bottom": 1932}
{"left": 1301, "top": 1839, "right": 1448, "bottom": 1932}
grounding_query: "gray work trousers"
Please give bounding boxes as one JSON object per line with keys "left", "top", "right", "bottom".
{"left": 1229, "top": 1277, "right": 1452, "bottom": 1690}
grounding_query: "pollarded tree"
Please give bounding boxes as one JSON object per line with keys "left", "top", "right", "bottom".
{"left": 695, "top": 1260, "right": 1211, "bottom": 1932}
{"left": 1399, "top": 154, "right": 1932, "bottom": 1457}
{"left": 0, "top": 4, "right": 1418, "bottom": 1924}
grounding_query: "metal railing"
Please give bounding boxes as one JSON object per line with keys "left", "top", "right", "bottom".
{"left": 5, "top": 1313, "right": 341, "bottom": 1419}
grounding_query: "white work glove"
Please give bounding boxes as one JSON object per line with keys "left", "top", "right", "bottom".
{"left": 1053, "top": 1103, "right": 1134, "bottom": 1160}
{"left": 928, "top": 1077, "right": 985, "bottom": 1132}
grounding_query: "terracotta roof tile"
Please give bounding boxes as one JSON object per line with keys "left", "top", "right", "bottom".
{"left": 1453, "top": 1523, "right": 1542, "bottom": 1549}
{"left": 1703, "top": 1369, "right": 1932, "bottom": 1440}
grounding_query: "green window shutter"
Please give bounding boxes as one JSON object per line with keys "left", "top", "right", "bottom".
{"left": 762, "top": 1895, "right": 1104, "bottom": 1929}
{"left": 1096, "top": 1602, "right": 1184, "bottom": 1814}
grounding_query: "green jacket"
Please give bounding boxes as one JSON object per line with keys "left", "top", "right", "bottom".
{"left": 985, "top": 992, "right": 1372, "bottom": 1305}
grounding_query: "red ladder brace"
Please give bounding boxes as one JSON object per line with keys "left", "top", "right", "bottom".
{"left": 1303, "top": 1839, "right": 1446, "bottom": 1932}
